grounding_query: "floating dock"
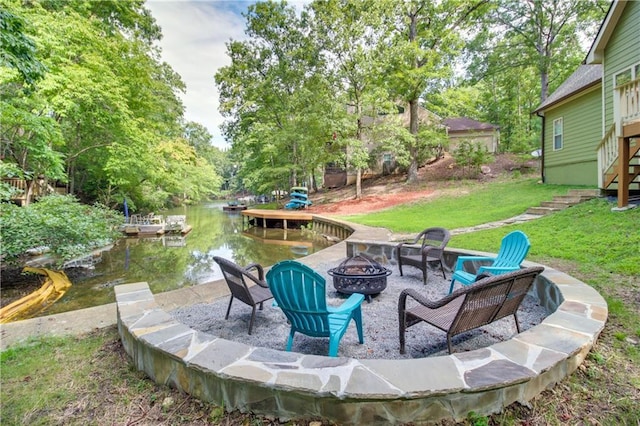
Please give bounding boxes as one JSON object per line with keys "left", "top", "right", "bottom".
{"left": 241, "top": 209, "right": 313, "bottom": 230}
{"left": 222, "top": 204, "right": 247, "bottom": 212}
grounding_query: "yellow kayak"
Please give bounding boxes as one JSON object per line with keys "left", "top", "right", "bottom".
{"left": 0, "top": 267, "right": 72, "bottom": 323}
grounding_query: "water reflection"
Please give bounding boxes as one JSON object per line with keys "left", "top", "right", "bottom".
{"left": 44, "top": 202, "right": 333, "bottom": 315}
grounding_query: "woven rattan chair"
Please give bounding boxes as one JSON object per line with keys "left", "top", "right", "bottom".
{"left": 397, "top": 227, "right": 451, "bottom": 284}
{"left": 213, "top": 256, "right": 274, "bottom": 335}
{"left": 398, "top": 266, "right": 544, "bottom": 354}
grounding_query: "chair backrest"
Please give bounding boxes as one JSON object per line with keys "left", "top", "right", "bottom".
{"left": 418, "top": 227, "right": 450, "bottom": 251}
{"left": 449, "top": 266, "right": 543, "bottom": 337}
{"left": 266, "top": 260, "right": 331, "bottom": 337}
{"left": 213, "top": 256, "right": 260, "bottom": 305}
{"left": 493, "top": 231, "right": 531, "bottom": 268}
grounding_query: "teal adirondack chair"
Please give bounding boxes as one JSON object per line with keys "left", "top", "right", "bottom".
{"left": 449, "top": 230, "right": 531, "bottom": 294}
{"left": 266, "top": 260, "right": 364, "bottom": 357}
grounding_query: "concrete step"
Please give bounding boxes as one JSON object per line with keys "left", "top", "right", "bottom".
{"left": 526, "top": 206, "right": 561, "bottom": 215}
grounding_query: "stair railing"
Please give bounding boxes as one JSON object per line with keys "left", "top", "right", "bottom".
{"left": 596, "top": 123, "right": 617, "bottom": 188}
{"left": 619, "top": 78, "right": 640, "bottom": 125}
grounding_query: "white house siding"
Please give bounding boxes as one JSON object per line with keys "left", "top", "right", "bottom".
{"left": 543, "top": 87, "right": 602, "bottom": 185}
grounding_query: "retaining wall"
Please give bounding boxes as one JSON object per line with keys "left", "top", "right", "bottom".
{"left": 116, "top": 236, "right": 606, "bottom": 424}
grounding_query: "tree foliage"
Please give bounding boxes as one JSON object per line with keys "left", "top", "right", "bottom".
{"left": 0, "top": 0, "right": 221, "bottom": 211}
{"left": 460, "top": 0, "right": 608, "bottom": 153}
{"left": 0, "top": 194, "right": 123, "bottom": 266}
{"left": 216, "top": 0, "right": 607, "bottom": 182}
{"left": 216, "top": 1, "right": 336, "bottom": 195}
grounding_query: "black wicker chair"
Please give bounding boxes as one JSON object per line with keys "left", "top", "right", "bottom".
{"left": 396, "top": 227, "right": 451, "bottom": 285}
{"left": 213, "top": 256, "right": 274, "bottom": 335}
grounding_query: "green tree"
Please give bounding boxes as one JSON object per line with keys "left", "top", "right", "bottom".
{"left": 0, "top": 5, "right": 63, "bottom": 204}
{"left": 466, "top": 0, "right": 608, "bottom": 152}
{"left": 0, "top": 8, "right": 46, "bottom": 87}
{"left": 381, "top": 0, "right": 488, "bottom": 183}
{"left": 310, "top": 0, "right": 397, "bottom": 199}
{"left": 216, "top": 1, "right": 331, "bottom": 196}
{"left": 2, "top": 0, "right": 219, "bottom": 210}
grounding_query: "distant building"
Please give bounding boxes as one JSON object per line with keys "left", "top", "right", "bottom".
{"left": 442, "top": 117, "right": 500, "bottom": 154}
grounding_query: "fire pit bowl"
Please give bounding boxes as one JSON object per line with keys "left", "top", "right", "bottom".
{"left": 327, "top": 254, "right": 392, "bottom": 302}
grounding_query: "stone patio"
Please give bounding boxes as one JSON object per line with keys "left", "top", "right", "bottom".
{"left": 115, "top": 219, "right": 607, "bottom": 425}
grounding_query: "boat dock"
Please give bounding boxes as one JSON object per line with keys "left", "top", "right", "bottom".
{"left": 241, "top": 209, "right": 313, "bottom": 230}
{"left": 121, "top": 214, "right": 192, "bottom": 236}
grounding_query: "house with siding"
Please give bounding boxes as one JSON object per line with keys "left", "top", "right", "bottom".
{"left": 324, "top": 104, "right": 442, "bottom": 187}
{"left": 533, "top": 0, "right": 640, "bottom": 209}
{"left": 442, "top": 117, "right": 500, "bottom": 154}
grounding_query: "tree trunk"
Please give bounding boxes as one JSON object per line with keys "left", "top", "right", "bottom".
{"left": 407, "top": 99, "right": 420, "bottom": 183}
{"left": 24, "top": 180, "right": 34, "bottom": 206}
{"left": 355, "top": 113, "right": 363, "bottom": 199}
{"left": 291, "top": 142, "right": 298, "bottom": 187}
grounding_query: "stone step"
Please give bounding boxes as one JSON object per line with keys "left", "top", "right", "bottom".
{"left": 527, "top": 188, "right": 599, "bottom": 216}
{"left": 567, "top": 188, "right": 600, "bottom": 198}
{"left": 540, "top": 201, "right": 576, "bottom": 209}
{"left": 551, "top": 195, "right": 583, "bottom": 203}
{"left": 526, "top": 206, "right": 561, "bottom": 215}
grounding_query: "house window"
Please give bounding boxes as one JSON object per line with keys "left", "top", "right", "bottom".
{"left": 615, "top": 69, "right": 632, "bottom": 87}
{"left": 553, "top": 118, "right": 563, "bottom": 151}
{"left": 383, "top": 153, "right": 393, "bottom": 164}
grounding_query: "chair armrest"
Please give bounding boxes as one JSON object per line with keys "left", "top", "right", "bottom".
{"left": 399, "top": 288, "right": 465, "bottom": 311}
{"left": 396, "top": 241, "right": 420, "bottom": 253}
{"left": 397, "top": 231, "right": 425, "bottom": 249}
{"left": 244, "top": 262, "right": 265, "bottom": 280}
{"left": 453, "top": 255, "right": 495, "bottom": 272}
{"left": 328, "top": 293, "right": 365, "bottom": 314}
{"left": 478, "top": 265, "right": 520, "bottom": 275}
{"left": 421, "top": 245, "right": 442, "bottom": 259}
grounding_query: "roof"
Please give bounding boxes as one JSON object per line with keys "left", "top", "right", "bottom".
{"left": 586, "top": 1, "right": 627, "bottom": 64}
{"left": 533, "top": 64, "right": 602, "bottom": 114}
{"left": 442, "top": 117, "right": 498, "bottom": 132}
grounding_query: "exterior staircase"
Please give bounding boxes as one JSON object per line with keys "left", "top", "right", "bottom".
{"left": 526, "top": 189, "right": 600, "bottom": 216}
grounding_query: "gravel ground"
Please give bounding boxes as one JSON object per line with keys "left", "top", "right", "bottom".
{"left": 171, "top": 262, "right": 548, "bottom": 359}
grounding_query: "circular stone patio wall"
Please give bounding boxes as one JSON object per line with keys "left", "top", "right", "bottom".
{"left": 115, "top": 222, "right": 607, "bottom": 425}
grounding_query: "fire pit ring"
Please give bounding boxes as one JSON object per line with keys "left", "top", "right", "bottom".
{"left": 327, "top": 254, "right": 392, "bottom": 302}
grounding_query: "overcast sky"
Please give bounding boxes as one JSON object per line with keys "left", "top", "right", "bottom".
{"left": 145, "top": 1, "right": 252, "bottom": 149}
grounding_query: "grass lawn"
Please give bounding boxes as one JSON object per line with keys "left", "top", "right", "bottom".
{"left": 1, "top": 180, "right": 639, "bottom": 425}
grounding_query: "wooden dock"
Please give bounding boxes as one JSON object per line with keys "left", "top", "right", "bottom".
{"left": 241, "top": 209, "right": 313, "bottom": 230}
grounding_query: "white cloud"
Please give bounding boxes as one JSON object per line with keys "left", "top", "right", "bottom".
{"left": 146, "top": 1, "right": 251, "bottom": 148}
{"left": 146, "top": 1, "right": 310, "bottom": 149}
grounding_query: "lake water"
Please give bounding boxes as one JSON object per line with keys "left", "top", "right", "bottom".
{"left": 43, "top": 201, "right": 334, "bottom": 316}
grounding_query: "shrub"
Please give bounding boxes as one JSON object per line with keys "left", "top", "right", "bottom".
{"left": 452, "top": 140, "right": 490, "bottom": 177}
{"left": 0, "top": 194, "right": 123, "bottom": 266}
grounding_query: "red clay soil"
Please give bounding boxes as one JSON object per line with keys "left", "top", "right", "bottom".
{"left": 306, "top": 153, "right": 538, "bottom": 215}
{"left": 306, "top": 189, "right": 435, "bottom": 215}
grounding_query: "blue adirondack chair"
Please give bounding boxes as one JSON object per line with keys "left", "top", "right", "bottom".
{"left": 266, "top": 260, "right": 365, "bottom": 357}
{"left": 449, "top": 230, "right": 531, "bottom": 294}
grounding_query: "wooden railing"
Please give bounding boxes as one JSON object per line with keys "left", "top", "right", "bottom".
{"left": 4, "top": 178, "right": 29, "bottom": 194}
{"left": 618, "top": 78, "right": 640, "bottom": 125}
{"left": 3, "top": 178, "right": 66, "bottom": 205}
{"left": 597, "top": 79, "right": 640, "bottom": 189}
{"left": 596, "top": 124, "right": 618, "bottom": 188}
